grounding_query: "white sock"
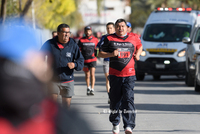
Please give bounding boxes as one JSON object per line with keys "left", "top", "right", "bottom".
{"left": 91, "top": 88, "right": 94, "bottom": 91}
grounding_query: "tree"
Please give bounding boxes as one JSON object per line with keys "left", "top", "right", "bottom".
{"left": 60, "top": 0, "right": 83, "bottom": 29}
{"left": 0, "top": 0, "right": 7, "bottom": 24}
{"left": 35, "top": 0, "right": 80, "bottom": 30}
{"left": 0, "top": 0, "right": 83, "bottom": 29}
{"left": 129, "top": 0, "right": 200, "bottom": 28}
{"left": 0, "top": 0, "right": 35, "bottom": 24}
{"left": 145, "top": 0, "right": 181, "bottom": 10}
{"left": 20, "top": 0, "right": 33, "bottom": 18}
{"left": 97, "top": 0, "right": 103, "bottom": 16}
{"left": 130, "top": 0, "right": 151, "bottom": 28}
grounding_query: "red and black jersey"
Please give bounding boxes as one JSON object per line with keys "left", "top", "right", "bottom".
{"left": 0, "top": 99, "right": 57, "bottom": 134}
{"left": 0, "top": 99, "right": 93, "bottom": 134}
{"left": 100, "top": 33, "right": 142, "bottom": 77}
{"left": 78, "top": 35, "right": 98, "bottom": 63}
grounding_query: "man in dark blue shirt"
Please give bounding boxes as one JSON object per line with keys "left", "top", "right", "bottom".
{"left": 41, "top": 24, "right": 84, "bottom": 108}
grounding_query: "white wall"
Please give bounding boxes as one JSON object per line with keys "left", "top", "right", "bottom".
{"left": 79, "top": 0, "right": 130, "bottom": 33}
{"left": 34, "top": 28, "right": 51, "bottom": 48}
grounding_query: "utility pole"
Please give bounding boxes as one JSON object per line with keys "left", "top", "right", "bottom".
{"left": 31, "top": 1, "right": 36, "bottom": 29}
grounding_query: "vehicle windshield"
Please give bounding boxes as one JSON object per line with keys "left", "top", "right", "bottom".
{"left": 194, "top": 28, "right": 200, "bottom": 43}
{"left": 143, "top": 24, "right": 191, "bottom": 42}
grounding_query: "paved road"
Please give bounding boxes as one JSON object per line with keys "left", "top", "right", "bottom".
{"left": 70, "top": 60, "right": 200, "bottom": 134}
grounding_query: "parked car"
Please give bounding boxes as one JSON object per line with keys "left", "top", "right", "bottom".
{"left": 182, "top": 24, "right": 200, "bottom": 86}
{"left": 194, "top": 51, "right": 200, "bottom": 92}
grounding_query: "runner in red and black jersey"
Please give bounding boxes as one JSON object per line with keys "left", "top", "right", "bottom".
{"left": 99, "top": 19, "right": 143, "bottom": 134}
{"left": 78, "top": 26, "right": 98, "bottom": 96}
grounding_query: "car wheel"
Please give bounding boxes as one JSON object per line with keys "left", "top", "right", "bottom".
{"left": 136, "top": 73, "right": 145, "bottom": 81}
{"left": 194, "top": 77, "right": 200, "bottom": 92}
{"left": 153, "top": 75, "right": 160, "bottom": 80}
{"left": 185, "top": 71, "right": 194, "bottom": 86}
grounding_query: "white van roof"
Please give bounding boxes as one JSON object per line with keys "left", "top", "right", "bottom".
{"left": 196, "top": 14, "right": 200, "bottom": 25}
{"left": 146, "top": 8, "right": 200, "bottom": 25}
{"left": 146, "top": 11, "right": 197, "bottom": 25}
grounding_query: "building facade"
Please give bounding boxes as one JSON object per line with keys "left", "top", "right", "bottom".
{"left": 78, "top": 0, "right": 131, "bottom": 33}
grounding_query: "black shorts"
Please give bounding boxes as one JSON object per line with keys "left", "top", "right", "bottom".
{"left": 84, "top": 61, "right": 96, "bottom": 68}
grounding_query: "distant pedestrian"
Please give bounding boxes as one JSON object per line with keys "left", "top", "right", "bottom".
{"left": 127, "top": 22, "right": 132, "bottom": 33}
{"left": 78, "top": 26, "right": 98, "bottom": 96}
{"left": 99, "top": 19, "right": 143, "bottom": 134}
{"left": 73, "top": 30, "right": 84, "bottom": 43}
{"left": 127, "top": 22, "right": 141, "bottom": 39}
{"left": 96, "top": 31, "right": 102, "bottom": 41}
{"left": 52, "top": 31, "right": 57, "bottom": 38}
{"left": 97, "top": 22, "right": 115, "bottom": 103}
{"left": 41, "top": 23, "right": 84, "bottom": 109}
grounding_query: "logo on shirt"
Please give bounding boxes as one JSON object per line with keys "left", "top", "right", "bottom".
{"left": 129, "top": 68, "right": 134, "bottom": 72}
{"left": 113, "top": 42, "right": 132, "bottom": 46}
{"left": 118, "top": 48, "right": 131, "bottom": 58}
{"left": 83, "top": 42, "right": 95, "bottom": 46}
{"left": 66, "top": 52, "right": 71, "bottom": 57}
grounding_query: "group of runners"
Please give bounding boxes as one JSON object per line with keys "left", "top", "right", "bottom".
{"left": 41, "top": 19, "right": 142, "bottom": 134}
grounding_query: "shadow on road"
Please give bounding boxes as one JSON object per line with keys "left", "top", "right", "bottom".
{"left": 133, "top": 129, "right": 200, "bottom": 133}
{"left": 135, "top": 103, "right": 200, "bottom": 113}
{"left": 134, "top": 89, "right": 198, "bottom": 95}
{"left": 95, "top": 103, "right": 200, "bottom": 113}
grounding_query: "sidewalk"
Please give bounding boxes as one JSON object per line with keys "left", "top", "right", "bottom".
{"left": 71, "top": 59, "right": 125, "bottom": 134}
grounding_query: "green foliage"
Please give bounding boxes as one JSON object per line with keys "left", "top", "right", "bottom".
{"left": 130, "top": 0, "right": 151, "bottom": 28}
{"left": 5, "top": 0, "right": 19, "bottom": 17}
{"left": 2, "top": 0, "right": 200, "bottom": 30}
{"left": 36, "top": 0, "right": 77, "bottom": 30}
{"left": 64, "top": 0, "right": 83, "bottom": 29}
{"left": 146, "top": 0, "right": 181, "bottom": 9}
{"left": 64, "top": 10, "right": 84, "bottom": 29}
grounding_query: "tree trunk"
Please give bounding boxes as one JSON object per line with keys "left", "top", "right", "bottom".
{"left": 0, "top": 0, "right": 7, "bottom": 24}
{"left": 20, "top": 0, "right": 33, "bottom": 18}
{"left": 19, "top": 0, "right": 22, "bottom": 12}
{"left": 97, "top": 0, "right": 102, "bottom": 16}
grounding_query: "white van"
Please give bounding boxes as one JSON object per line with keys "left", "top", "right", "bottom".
{"left": 136, "top": 7, "right": 200, "bottom": 80}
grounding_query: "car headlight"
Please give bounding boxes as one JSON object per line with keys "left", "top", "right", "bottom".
{"left": 140, "top": 50, "right": 146, "bottom": 56}
{"left": 177, "top": 48, "right": 186, "bottom": 57}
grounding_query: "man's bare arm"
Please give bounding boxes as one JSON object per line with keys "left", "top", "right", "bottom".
{"left": 98, "top": 49, "right": 119, "bottom": 58}
{"left": 135, "top": 46, "right": 143, "bottom": 61}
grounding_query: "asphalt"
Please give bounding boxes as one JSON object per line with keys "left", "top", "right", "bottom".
{"left": 70, "top": 58, "right": 131, "bottom": 134}
{"left": 63, "top": 59, "right": 200, "bottom": 134}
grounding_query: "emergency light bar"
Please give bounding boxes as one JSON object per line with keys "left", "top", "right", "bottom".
{"left": 156, "top": 7, "right": 192, "bottom": 12}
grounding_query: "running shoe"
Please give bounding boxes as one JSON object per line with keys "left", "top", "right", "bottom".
{"left": 87, "top": 87, "right": 91, "bottom": 95}
{"left": 125, "top": 127, "right": 132, "bottom": 134}
{"left": 112, "top": 124, "right": 120, "bottom": 134}
{"left": 90, "top": 90, "right": 94, "bottom": 95}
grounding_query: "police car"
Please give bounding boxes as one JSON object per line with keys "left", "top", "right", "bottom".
{"left": 136, "top": 7, "right": 200, "bottom": 80}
